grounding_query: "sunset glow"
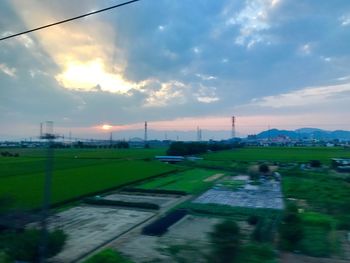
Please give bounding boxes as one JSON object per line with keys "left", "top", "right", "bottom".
{"left": 101, "top": 124, "right": 112, "bottom": 130}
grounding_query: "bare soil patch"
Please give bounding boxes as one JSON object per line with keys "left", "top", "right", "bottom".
{"left": 204, "top": 173, "right": 224, "bottom": 182}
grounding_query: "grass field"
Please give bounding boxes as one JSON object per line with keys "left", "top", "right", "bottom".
{"left": 1, "top": 147, "right": 166, "bottom": 159}
{"left": 203, "top": 147, "right": 350, "bottom": 164}
{"left": 137, "top": 168, "right": 225, "bottom": 194}
{"left": 0, "top": 148, "right": 175, "bottom": 209}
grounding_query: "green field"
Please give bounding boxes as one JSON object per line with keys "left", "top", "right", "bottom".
{"left": 1, "top": 147, "right": 166, "bottom": 159}
{"left": 203, "top": 147, "right": 350, "bottom": 164}
{"left": 137, "top": 168, "right": 225, "bottom": 193}
{"left": 0, "top": 148, "right": 175, "bottom": 209}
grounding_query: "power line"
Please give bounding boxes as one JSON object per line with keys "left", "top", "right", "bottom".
{"left": 0, "top": 0, "right": 141, "bottom": 42}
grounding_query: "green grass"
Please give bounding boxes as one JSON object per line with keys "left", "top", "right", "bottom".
{"left": 203, "top": 147, "right": 350, "bottom": 164}
{"left": 83, "top": 249, "right": 133, "bottom": 263}
{"left": 0, "top": 157, "right": 116, "bottom": 178}
{"left": 236, "top": 243, "right": 277, "bottom": 263}
{"left": 0, "top": 147, "right": 166, "bottom": 159}
{"left": 299, "top": 225, "right": 340, "bottom": 257}
{"left": 282, "top": 173, "right": 350, "bottom": 215}
{"left": 0, "top": 160, "right": 176, "bottom": 209}
{"left": 137, "top": 168, "right": 225, "bottom": 194}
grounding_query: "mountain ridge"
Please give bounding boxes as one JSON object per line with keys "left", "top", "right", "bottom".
{"left": 256, "top": 128, "right": 350, "bottom": 140}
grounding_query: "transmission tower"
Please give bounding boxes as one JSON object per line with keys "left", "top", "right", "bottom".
{"left": 231, "top": 116, "right": 236, "bottom": 138}
{"left": 144, "top": 121, "right": 148, "bottom": 142}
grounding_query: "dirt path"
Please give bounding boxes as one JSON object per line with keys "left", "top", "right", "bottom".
{"left": 204, "top": 173, "right": 224, "bottom": 182}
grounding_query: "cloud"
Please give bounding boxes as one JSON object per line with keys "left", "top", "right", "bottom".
{"left": 250, "top": 83, "right": 350, "bottom": 108}
{"left": 1, "top": 0, "right": 350, "bottom": 139}
{"left": 55, "top": 59, "right": 140, "bottom": 94}
{"left": 195, "top": 73, "right": 217, "bottom": 81}
{"left": 0, "top": 63, "right": 16, "bottom": 77}
{"left": 143, "top": 80, "right": 189, "bottom": 107}
{"left": 195, "top": 84, "right": 220, "bottom": 103}
{"left": 340, "top": 14, "right": 350, "bottom": 26}
{"left": 223, "top": 0, "right": 279, "bottom": 48}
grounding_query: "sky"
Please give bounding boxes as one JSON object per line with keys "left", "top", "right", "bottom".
{"left": 1, "top": 0, "right": 350, "bottom": 141}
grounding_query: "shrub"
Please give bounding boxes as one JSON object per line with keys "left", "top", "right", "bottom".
{"left": 259, "top": 164, "right": 270, "bottom": 173}
{"left": 237, "top": 243, "right": 276, "bottom": 263}
{"left": 247, "top": 215, "right": 260, "bottom": 225}
{"left": 208, "top": 220, "right": 240, "bottom": 263}
{"left": 252, "top": 218, "right": 275, "bottom": 243}
{"left": 279, "top": 205, "right": 304, "bottom": 250}
{"left": 309, "top": 160, "right": 321, "bottom": 168}
{"left": 122, "top": 188, "right": 187, "bottom": 196}
{"left": 83, "top": 197, "right": 159, "bottom": 210}
{"left": 142, "top": 210, "right": 187, "bottom": 236}
{"left": 83, "top": 249, "right": 133, "bottom": 263}
{"left": 0, "top": 228, "right": 67, "bottom": 262}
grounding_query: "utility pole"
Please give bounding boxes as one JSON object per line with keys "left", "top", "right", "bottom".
{"left": 39, "top": 121, "right": 57, "bottom": 263}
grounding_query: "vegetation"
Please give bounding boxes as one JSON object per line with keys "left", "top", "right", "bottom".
{"left": 282, "top": 171, "right": 350, "bottom": 216}
{"left": 138, "top": 168, "right": 225, "bottom": 194}
{"left": 0, "top": 159, "right": 176, "bottom": 209}
{"left": 166, "top": 141, "right": 233, "bottom": 156}
{"left": 259, "top": 163, "right": 270, "bottom": 173}
{"left": 208, "top": 220, "right": 240, "bottom": 263}
{"left": 0, "top": 228, "right": 66, "bottom": 262}
{"left": 122, "top": 188, "right": 187, "bottom": 195}
{"left": 279, "top": 205, "right": 304, "bottom": 251}
{"left": 251, "top": 217, "right": 276, "bottom": 243}
{"left": 203, "top": 147, "right": 350, "bottom": 164}
{"left": 236, "top": 243, "right": 277, "bottom": 263}
{"left": 142, "top": 209, "right": 187, "bottom": 236}
{"left": 166, "top": 142, "right": 208, "bottom": 156}
{"left": 83, "top": 249, "right": 133, "bottom": 263}
{"left": 83, "top": 197, "right": 160, "bottom": 210}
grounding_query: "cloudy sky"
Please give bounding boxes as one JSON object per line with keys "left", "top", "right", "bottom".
{"left": 1, "top": 0, "right": 350, "bottom": 140}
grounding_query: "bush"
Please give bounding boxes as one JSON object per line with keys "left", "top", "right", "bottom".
{"left": 259, "top": 164, "right": 270, "bottom": 173}
{"left": 337, "top": 215, "right": 350, "bottom": 230}
{"left": 208, "top": 220, "right": 240, "bottom": 263}
{"left": 299, "top": 226, "right": 332, "bottom": 257}
{"left": 83, "top": 197, "right": 159, "bottom": 210}
{"left": 0, "top": 251, "right": 11, "bottom": 263}
{"left": 142, "top": 210, "right": 187, "bottom": 236}
{"left": 247, "top": 215, "right": 260, "bottom": 225}
{"left": 309, "top": 160, "right": 321, "bottom": 168}
{"left": 301, "top": 212, "right": 335, "bottom": 230}
{"left": 279, "top": 205, "right": 304, "bottom": 250}
{"left": 0, "top": 228, "right": 66, "bottom": 262}
{"left": 122, "top": 188, "right": 187, "bottom": 196}
{"left": 252, "top": 218, "right": 275, "bottom": 243}
{"left": 83, "top": 249, "right": 133, "bottom": 263}
{"left": 237, "top": 243, "right": 276, "bottom": 263}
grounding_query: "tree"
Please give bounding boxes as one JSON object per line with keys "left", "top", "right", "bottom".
{"left": 208, "top": 220, "right": 240, "bottom": 263}
{"left": 259, "top": 164, "right": 270, "bottom": 173}
{"left": 167, "top": 142, "right": 207, "bottom": 156}
{"left": 309, "top": 160, "right": 321, "bottom": 168}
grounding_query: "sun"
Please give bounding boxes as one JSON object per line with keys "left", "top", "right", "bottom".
{"left": 101, "top": 124, "right": 112, "bottom": 130}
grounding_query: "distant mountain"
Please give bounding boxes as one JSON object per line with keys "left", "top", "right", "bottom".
{"left": 256, "top": 128, "right": 350, "bottom": 140}
{"left": 295, "top": 128, "right": 324, "bottom": 133}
